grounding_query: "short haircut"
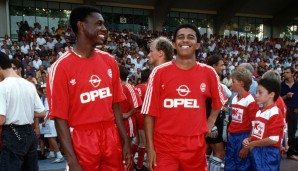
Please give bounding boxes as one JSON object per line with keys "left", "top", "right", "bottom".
{"left": 284, "top": 66, "right": 295, "bottom": 74}
{"left": 11, "top": 59, "right": 23, "bottom": 69}
{"left": 238, "top": 63, "right": 254, "bottom": 75}
{"left": 0, "top": 51, "right": 12, "bottom": 69}
{"left": 231, "top": 68, "right": 252, "bottom": 92}
{"left": 258, "top": 78, "right": 280, "bottom": 102}
{"left": 262, "top": 70, "right": 281, "bottom": 84}
{"left": 207, "top": 54, "right": 223, "bottom": 66}
{"left": 151, "top": 36, "right": 173, "bottom": 62}
{"left": 70, "top": 5, "right": 101, "bottom": 35}
{"left": 141, "top": 69, "right": 151, "bottom": 83}
{"left": 173, "top": 24, "right": 201, "bottom": 43}
{"left": 119, "top": 66, "right": 129, "bottom": 81}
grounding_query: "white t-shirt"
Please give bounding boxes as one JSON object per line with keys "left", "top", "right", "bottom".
{"left": 36, "top": 37, "right": 46, "bottom": 46}
{"left": 0, "top": 77, "right": 45, "bottom": 125}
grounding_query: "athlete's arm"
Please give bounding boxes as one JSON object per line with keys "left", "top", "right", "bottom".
{"left": 248, "top": 138, "right": 278, "bottom": 151}
{"left": 144, "top": 115, "right": 157, "bottom": 171}
{"left": 123, "top": 107, "right": 139, "bottom": 119}
{"left": 113, "top": 103, "right": 132, "bottom": 170}
{"left": 0, "top": 115, "right": 5, "bottom": 125}
{"left": 207, "top": 108, "right": 221, "bottom": 134}
{"left": 55, "top": 118, "right": 83, "bottom": 171}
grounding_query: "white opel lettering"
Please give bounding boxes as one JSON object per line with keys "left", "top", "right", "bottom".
{"left": 80, "top": 87, "right": 112, "bottom": 104}
{"left": 164, "top": 99, "right": 200, "bottom": 108}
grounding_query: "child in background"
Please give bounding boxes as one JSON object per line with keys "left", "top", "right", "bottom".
{"left": 225, "top": 68, "right": 259, "bottom": 171}
{"left": 243, "top": 78, "right": 284, "bottom": 170}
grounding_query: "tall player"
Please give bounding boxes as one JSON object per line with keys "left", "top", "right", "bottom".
{"left": 47, "top": 6, "right": 131, "bottom": 171}
{"left": 206, "top": 54, "right": 232, "bottom": 171}
{"left": 134, "top": 36, "right": 174, "bottom": 171}
{"left": 141, "top": 24, "right": 225, "bottom": 171}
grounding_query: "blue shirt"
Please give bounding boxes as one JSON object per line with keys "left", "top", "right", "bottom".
{"left": 281, "top": 81, "right": 298, "bottom": 108}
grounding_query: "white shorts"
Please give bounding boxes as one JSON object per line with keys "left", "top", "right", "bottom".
{"left": 44, "top": 120, "right": 58, "bottom": 138}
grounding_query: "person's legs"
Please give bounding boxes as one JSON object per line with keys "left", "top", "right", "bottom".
{"left": 21, "top": 131, "right": 39, "bottom": 171}
{"left": 101, "top": 125, "right": 125, "bottom": 171}
{"left": 179, "top": 135, "right": 207, "bottom": 171}
{"left": 136, "top": 129, "right": 146, "bottom": 170}
{"left": 153, "top": 132, "right": 180, "bottom": 171}
{"left": 209, "top": 142, "right": 225, "bottom": 171}
{"left": 71, "top": 129, "right": 102, "bottom": 171}
{"left": 287, "top": 109, "right": 298, "bottom": 158}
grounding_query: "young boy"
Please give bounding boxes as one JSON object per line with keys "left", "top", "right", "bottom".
{"left": 225, "top": 68, "right": 259, "bottom": 171}
{"left": 243, "top": 78, "right": 284, "bottom": 170}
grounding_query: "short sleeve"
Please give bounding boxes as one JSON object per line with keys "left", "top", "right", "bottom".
{"left": 209, "top": 68, "right": 226, "bottom": 109}
{"left": 111, "top": 60, "right": 126, "bottom": 103}
{"left": 141, "top": 68, "right": 160, "bottom": 116}
{"left": 48, "top": 65, "right": 70, "bottom": 120}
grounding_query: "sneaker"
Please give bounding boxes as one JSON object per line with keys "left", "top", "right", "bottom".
{"left": 47, "top": 155, "right": 55, "bottom": 160}
{"left": 52, "top": 157, "right": 64, "bottom": 163}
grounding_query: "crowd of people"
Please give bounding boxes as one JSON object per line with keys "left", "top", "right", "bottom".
{"left": 0, "top": 4, "right": 298, "bottom": 171}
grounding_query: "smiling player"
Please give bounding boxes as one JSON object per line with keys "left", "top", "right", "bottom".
{"left": 47, "top": 5, "right": 131, "bottom": 171}
{"left": 141, "top": 24, "right": 225, "bottom": 171}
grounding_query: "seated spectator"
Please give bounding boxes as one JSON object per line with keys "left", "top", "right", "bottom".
{"left": 36, "top": 65, "right": 47, "bottom": 79}
{"left": 26, "top": 73, "right": 37, "bottom": 85}
{"left": 222, "top": 72, "right": 232, "bottom": 88}
{"left": 20, "top": 41, "right": 30, "bottom": 55}
{"left": 39, "top": 45, "right": 48, "bottom": 59}
{"left": 54, "top": 38, "right": 64, "bottom": 50}
{"left": 42, "top": 55, "right": 51, "bottom": 69}
{"left": 36, "top": 32, "right": 46, "bottom": 47}
{"left": 32, "top": 54, "right": 42, "bottom": 70}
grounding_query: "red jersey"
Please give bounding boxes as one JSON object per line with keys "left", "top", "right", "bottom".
{"left": 135, "top": 83, "right": 147, "bottom": 101}
{"left": 48, "top": 50, "right": 126, "bottom": 127}
{"left": 275, "top": 96, "right": 287, "bottom": 118}
{"left": 251, "top": 104, "right": 285, "bottom": 147}
{"left": 228, "top": 92, "right": 259, "bottom": 133}
{"left": 120, "top": 83, "right": 142, "bottom": 113}
{"left": 135, "top": 83, "right": 147, "bottom": 115}
{"left": 141, "top": 61, "right": 226, "bottom": 136}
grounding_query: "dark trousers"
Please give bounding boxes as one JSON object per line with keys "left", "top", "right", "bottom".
{"left": 286, "top": 108, "right": 298, "bottom": 157}
{"left": 0, "top": 124, "right": 38, "bottom": 171}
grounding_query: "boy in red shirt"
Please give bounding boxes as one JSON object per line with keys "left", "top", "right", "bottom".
{"left": 243, "top": 78, "right": 284, "bottom": 170}
{"left": 225, "top": 68, "right": 259, "bottom": 171}
{"left": 142, "top": 24, "right": 225, "bottom": 171}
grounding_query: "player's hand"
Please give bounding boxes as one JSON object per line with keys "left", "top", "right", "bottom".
{"left": 122, "top": 140, "right": 132, "bottom": 170}
{"left": 147, "top": 146, "right": 157, "bottom": 171}
{"left": 239, "top": 148, "right": 249, "bottom": 159}
{"left": 208, "top": 126, "right": 218, "bottom": 138}
{"left": 42, "top": 121, "right": 46, "bottom": 127}
{"left": 68, "top": 162, "right": 83, "bottom": 171}
{"left": 242, "top": 138, "right": 250, "bottom": 148}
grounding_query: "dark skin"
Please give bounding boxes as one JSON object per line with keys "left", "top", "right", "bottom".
{"left": 54, "top": 12, "right": 131, "bottom": 171}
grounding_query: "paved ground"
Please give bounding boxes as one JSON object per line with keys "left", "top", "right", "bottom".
{"left": 39, "top": 154, "right": 298, "bottom": 171}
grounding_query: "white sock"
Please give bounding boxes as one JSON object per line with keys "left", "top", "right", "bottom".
{"left": 56, "top": 151, "right": 63, "bottom": 158}
{"left": 49, "top": 151, "right": 55, "bottom": 157}
{"left": 209, "top": 156, "right": 222, "bottom": 171}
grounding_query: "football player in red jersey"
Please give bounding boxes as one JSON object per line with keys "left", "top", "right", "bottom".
{"left": 133, "top": 36, "right": 174, "bottom": 171}
{"left": 142, "top": 24, "right": 225, "bottom": 171}
{"left": 48, "top": 6, "right": 131, "bottom": 171}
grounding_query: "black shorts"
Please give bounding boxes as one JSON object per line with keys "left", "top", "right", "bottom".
{"left": 205, "top": 111, "right": 224, "bottom": 144}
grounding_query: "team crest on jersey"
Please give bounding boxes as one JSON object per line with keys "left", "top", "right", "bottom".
{"left": 89, "top": 75, "right": 101, "bottom": 87}
{"left": 231, "top": 108, "right": 244, "bottom": 123}
{"left": 252, "top": 121, "right": 265, "bottom": 139}
{"left": 176, "top": 85, "right": 190, "bottom": 97}
{"left": 107, "top": 69, "right": 112, "bottom": 78}
{"left": 200, "top": 83, "right": 206, "bottom": 92}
